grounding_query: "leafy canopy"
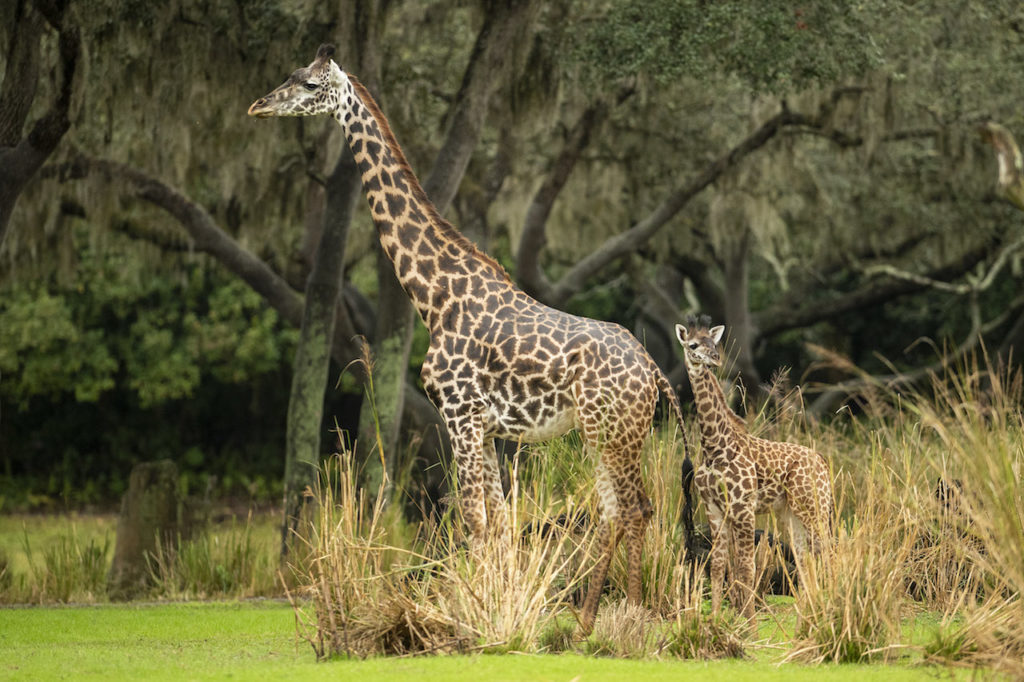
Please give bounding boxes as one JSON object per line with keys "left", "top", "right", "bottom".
{"left": 574, "top": 0, "right": 883, "bottom": 92}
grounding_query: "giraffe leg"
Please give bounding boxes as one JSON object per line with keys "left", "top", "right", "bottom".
{"left": 579, "top": 517, "right": 623, "bottom": 636}
{"left": 480, "top": 437, "right": 510, "bottom": 541}
{"left": 579, "top": 460, "right": 623, "bottom": 635}
{"left": 447, "top": 418, "right": 489, "bottom": 548}
{"left": 779, "top": 507, "right": 809, "bottom": 562}
{"left": 707, "top": 504, "right": 727, "bottom": 616}
{"left": 625, "top": 487, "right": 652, "bottom": 606}
{"left": 731, "top": 505, "right": 757, "bottom": 624}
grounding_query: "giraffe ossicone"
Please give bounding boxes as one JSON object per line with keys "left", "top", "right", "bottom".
{"left": 250, "top": 44, "right": 691, "bottom": 635}
{"left": 676, "top": 316, "right": 834, "bottom": 623}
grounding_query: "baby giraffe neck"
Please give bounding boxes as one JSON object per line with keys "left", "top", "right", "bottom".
{"left": 688, "top": 363, "right": 733, "bottom": 443}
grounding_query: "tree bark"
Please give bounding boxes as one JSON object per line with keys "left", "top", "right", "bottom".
{"left": 720, "top": 227, "right": 760, "bottom": 387}
{"left": 107, "top": 460, "right": 187, "bottom": 601}
{"left": 281, "top": 145, "right": 363, "bottom": 558}
{"left": 0, "top": 0, "right": 78, "bottom": 247}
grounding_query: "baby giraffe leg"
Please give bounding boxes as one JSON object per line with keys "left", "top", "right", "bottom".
{"left": 730, "top": 505, "right": 757, "bottom": 624}
{"left": 707, "top": 507, "right": 728, "bottom": 615}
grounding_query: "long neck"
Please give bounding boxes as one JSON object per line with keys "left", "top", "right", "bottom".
{"left": 686, "top": 362, "right": 737, "bottom": 446}
{"left": 333, "top": 76, "right": 514, "bottom": 330}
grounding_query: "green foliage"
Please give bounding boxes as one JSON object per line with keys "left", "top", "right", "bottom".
{"left": 0, "top": 230, "right": 300, "bottom": 508}
{"left": 574, "top": 0, "right": 882, "bottom": 92}
{"left": 0, "top": 290, "right": 117, "bottom": 405}
{"left": 0, "top": 230, "right": 296, "bottom": 410}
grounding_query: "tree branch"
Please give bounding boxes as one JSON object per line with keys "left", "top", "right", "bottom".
{"left": 517, "top": 85, "right": 634, "bottom": 300}
{"left": 50, "top": 154, "right": 371, "bottom": 364}
{"left": 754, "top": 237, "right": 998, "bottom": 338}
{"left": 805, "top": 292, "right": 1024, "bottom": 416}
{"left": 421, "top": 0, "right": 538, "bottom": 214}
{"left": 544, "top": 108, "right": 813, "bottom": 306}
{"left": 979, "top": 121, "right": 1024, "bottom": 211}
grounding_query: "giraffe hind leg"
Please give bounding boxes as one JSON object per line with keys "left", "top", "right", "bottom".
{"left": 578, "top": 460, "right": 623, "bottom": 635}
{"left": 624, "top": 488, "right": 653, "bottom": 606}
{"left": 578, "top": 517, "right": 623, "bottom": 636}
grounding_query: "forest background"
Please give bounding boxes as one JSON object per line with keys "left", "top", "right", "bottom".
{"left": 2, "top": 0, "right": 1023, "bottom": 517}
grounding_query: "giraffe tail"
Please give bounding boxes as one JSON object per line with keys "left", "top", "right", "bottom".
{"left": 653, "top": 365, "right": 688, "bottom": 455}
{"left": 653, "top": 364, "right": 696, "bottom": 556}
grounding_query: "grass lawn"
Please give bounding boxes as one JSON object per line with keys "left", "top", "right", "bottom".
{"left": 0, "top": 600, "right": 962, "bottom": 681}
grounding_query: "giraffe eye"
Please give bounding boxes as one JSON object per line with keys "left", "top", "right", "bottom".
{"left": 688, "top": 342, "right": 698, "bottom": 350}
{"left": 303, "top": 82, "right": 319, "bottom": 92}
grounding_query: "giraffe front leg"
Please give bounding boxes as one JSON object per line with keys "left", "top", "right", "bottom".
{"left": 579, "top": 518, "right": 621, "bottom": 636}
{"left": 480, "top": 437, "right": 510, "bottom": 542}
{"left": 731, "top": 505, "right": 757, "bottom": 625}
{"left": 447, "top": 420, "right": 489, "bottom": 549}
{"left": 707, "top": 505, "right": 727, "bottom": 616}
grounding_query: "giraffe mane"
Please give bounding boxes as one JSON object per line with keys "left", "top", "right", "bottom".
{"left": 348, "top": 76, "right": 515, "bottom": 287}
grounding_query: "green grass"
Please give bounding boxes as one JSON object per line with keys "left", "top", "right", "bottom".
{"left": 0, "top": 512, "right": 280, "bottom": 604}
{"left": 0, "top": 601, "right": 953, "bottom": 681}
{"left": 0, "top": 514, "right": 116, "bottom": 577}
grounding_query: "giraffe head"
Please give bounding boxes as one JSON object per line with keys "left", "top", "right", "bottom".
{"left": 675, "top": 315, "right": 725, "bottom": 369}
{"left": 248, "top": 44, "right": 349, "bottom": 118}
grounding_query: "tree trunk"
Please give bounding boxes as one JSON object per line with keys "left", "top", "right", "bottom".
{"left": 107, "top": 460, "right": 186, "bottom": 601}
{"left": 280, "top": 146, "right": 362, "bottom": 558}
{"left": 721, "top": 227, "right": 760, "bottom": 388}
{"left": 0, "top": 1, "right": 78, "bottom": 247}
{"left": 279, "top": 0, "right": 386, "bottom": 556}
{"left": 357, "top": 265, "right": 415, "bottom": 502}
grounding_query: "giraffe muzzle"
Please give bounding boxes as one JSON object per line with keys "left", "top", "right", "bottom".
{"left": 247, "top": 97, "right": 274, "bottom": 117}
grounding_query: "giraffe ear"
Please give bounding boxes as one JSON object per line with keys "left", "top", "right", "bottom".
{"left": 709, "top": 325, "right": 725, "bottom": 345}
{"left": 675, "top": 324, "right": 688, "bottom": 346}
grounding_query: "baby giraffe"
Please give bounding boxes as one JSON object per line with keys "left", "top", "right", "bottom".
{"left": 676, "top": 316, "right": 833, "bottom": 622}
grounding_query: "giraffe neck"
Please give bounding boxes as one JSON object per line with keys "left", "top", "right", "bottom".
{"left": 687, "top": 362, "right": 738, "bottom": 448}
{"left": 332, "top": 76, "right": 515, "bottom": 331}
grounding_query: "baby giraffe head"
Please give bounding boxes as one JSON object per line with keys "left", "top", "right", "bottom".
{"left": 675, "top": 315, "right": 725, "bottom": 369}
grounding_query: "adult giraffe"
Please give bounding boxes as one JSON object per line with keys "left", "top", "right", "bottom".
{"left": 249, "top": 44, "right": 689, "bottom": 633}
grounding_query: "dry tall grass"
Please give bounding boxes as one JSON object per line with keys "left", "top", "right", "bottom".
{"left": 787, "top": 351, "right": 1024, "bottom": 672}
{"left": 286, "top": 352, "right": 1022, "bottom": 668}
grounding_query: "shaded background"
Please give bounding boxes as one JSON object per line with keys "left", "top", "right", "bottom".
{"left": 2, "top": 0, "right": 1022, "bottom": 512}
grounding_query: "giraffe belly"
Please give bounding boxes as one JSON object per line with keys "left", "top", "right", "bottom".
{"left": 489, "top": 403, "right": 578, "bottom": 443}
